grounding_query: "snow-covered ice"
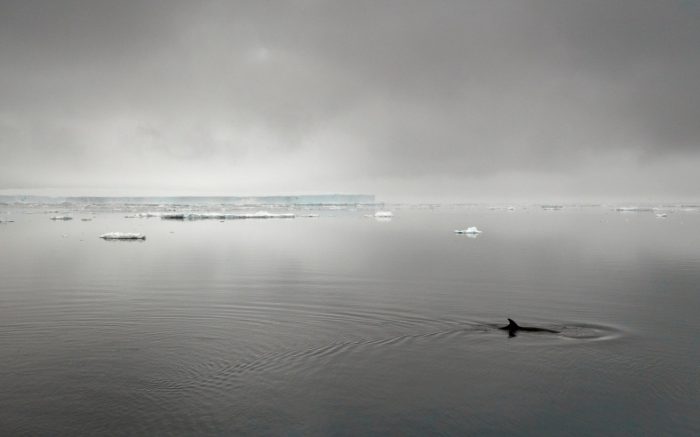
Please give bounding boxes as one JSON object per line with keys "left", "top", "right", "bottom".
{"left": 616, "top": 206, "right": 654, "bottom": 212}
{"left": 100, "top": 232, "right": 146, "bottom": 240}
{"left": 454, "top": 227, "right": 482, "bottom": 234}
{"left": 160, "top": 211, "right": 295, "bottom": 220}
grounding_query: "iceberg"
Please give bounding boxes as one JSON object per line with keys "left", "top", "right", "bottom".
{"left": 374, "top": 211, "right": 394, "bottom": 218}
{"left": 655, "top": 213, "right": 668, "bottom": 218}
{"left": 454, "top": 227, "right": 482, "bottom": 234}
{"left": 50, "top": 216, "right": 73, "bottom": 220}
{"left": 100, "top": 232, "right": 146, "bottom": 240}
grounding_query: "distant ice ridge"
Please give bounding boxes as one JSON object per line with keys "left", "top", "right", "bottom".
{"left": 100, "top": 232, "right": 146, "bottom": 240}
{"left": 160, "top": 211, "right": 295, "bottom": 220}
{"left": 50, "top": 216, "right": 73, "bottom": 220}
{"left": 374, "top": 211, "right": 393, "bottom": 218}
{"left": 454, "top": 227, "right": 482, "bottom": 234}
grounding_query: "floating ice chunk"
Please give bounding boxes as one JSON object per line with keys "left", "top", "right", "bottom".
{"left": 137, "top": 212, "right": 162, "bottom": 218}
{"left": 100, "top": 232, "right": 146, "bottom": 240}
{"left": 160, "top": 211, "right": 295, "bottom": 220}
{"left": 616, "top": 206, "right": 653, "bottom": 212}
{"left": 374, "top": 211, "right": 393, "bottom": 218}
{"left": 0, "top": 218, "right": 14, "bottom": 223}
{"left": 541, "top": 205, "right": 563, "bottom": 211}
{"left": 300, "top": 214, "right": 319, "bottom": 218}
{"left": 50, "top": 216, "right": 73, "bottom": 220}
{"left": 81, "top": 218, "right": 92, "bottom": 221}
{"left": 655, "top": 213, "right": 668, "bottom": 218}
{"left": 454, "top": 226, "right": 482, "bottom": 234}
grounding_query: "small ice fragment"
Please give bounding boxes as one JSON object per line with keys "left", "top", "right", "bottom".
{"left": 50, "top": 216, "right": 73, "bottom": 220}
{"left": 374, "top": 211, "right": 393, "bottom": 218}
{"left": 81, "top": 218, "right": 92, "bottom": 221}
{"left": 100, "top": 232, "right": 146, "bottom": 240}
{"left": 616, "top": 206, "right": 653, "bottom": 212}
{"left": 454, "top": 226, "right": 482, "bottom": 234}
{"left": 301, "top": 214, "right": 320, "bottom": 218}
{"left": 655, "top": 213, "right": 667, "bottom": 218}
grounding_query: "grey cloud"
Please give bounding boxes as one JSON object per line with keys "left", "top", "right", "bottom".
{"left": 0, "top": 0, "right": 698, "bottom": 198}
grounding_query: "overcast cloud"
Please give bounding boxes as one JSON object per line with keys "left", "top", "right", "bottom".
{"left": 1, "top": 0, "right": 699, "bottom": 201}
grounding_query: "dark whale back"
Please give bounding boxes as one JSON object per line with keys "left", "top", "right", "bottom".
{"left": 499, "top": 319, "right": 559, "bottom": 334}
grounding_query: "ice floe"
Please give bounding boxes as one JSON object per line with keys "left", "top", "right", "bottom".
{"left": 374, "top": 211, "right": 393, "bottom": 218}
{"left": 160, "top": 211, "right": 295, "bottom": 220}
{"left": 616, "top": 206, "right": 654, "bottom": 212}
{"left": 100, "top": 232, "right": 146, "bottom": 240}
{"left": 454, "top": 227, "right": 482, "bottom": 234}
{"left": 50, "top": 216, "right": 73, "bottom": 220}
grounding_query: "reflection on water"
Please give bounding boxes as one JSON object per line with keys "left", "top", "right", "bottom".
{"left": 0, "top": 205, "right": 699, "bottom": 435}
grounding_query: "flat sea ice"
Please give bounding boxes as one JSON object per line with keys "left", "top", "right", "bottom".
{"left": 100, "top": 232, "right": 146, "bottom": 240}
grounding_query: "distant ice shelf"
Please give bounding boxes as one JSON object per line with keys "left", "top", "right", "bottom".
{"left": 100, "top": 232, "right": 146, "bottom": 240}
{"left": 159, "top": 211, "right": 295, "bottom": 220}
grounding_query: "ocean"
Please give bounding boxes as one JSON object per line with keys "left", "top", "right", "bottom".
{"left": 1, "top": 203, "right": 698, "bottom": 435}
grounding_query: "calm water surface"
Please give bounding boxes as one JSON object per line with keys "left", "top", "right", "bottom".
{"left": 1, "top": 206, "right": 699, "bottom": 435}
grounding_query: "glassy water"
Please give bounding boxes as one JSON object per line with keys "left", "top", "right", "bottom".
{"left": 1, "top": 205, "right": 698, "bottom": 435}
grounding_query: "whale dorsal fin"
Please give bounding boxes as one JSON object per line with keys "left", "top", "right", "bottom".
{"left": 507, "top": 318, "right": 519, "bottom": 328}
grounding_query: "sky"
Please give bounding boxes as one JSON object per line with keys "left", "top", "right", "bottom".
{"left": 1, "top": 0, "right": 699, "bottom": 202}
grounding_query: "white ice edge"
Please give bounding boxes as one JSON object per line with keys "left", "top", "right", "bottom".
{"left": 374, "top": 211, "right": 393, "bottom": 218}
{"left": 100, "top": 232, "right": 146, "bottom": 240}
{"left": 159, "top": 211, "right": 295, "bottom": 220}
{"left": 454, "top": 226, "right": 482, "bottom": 234}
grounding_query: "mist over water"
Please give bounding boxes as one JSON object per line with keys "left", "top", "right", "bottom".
{"left": 1, "top": 204, "right": 699, "bottom": 435}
